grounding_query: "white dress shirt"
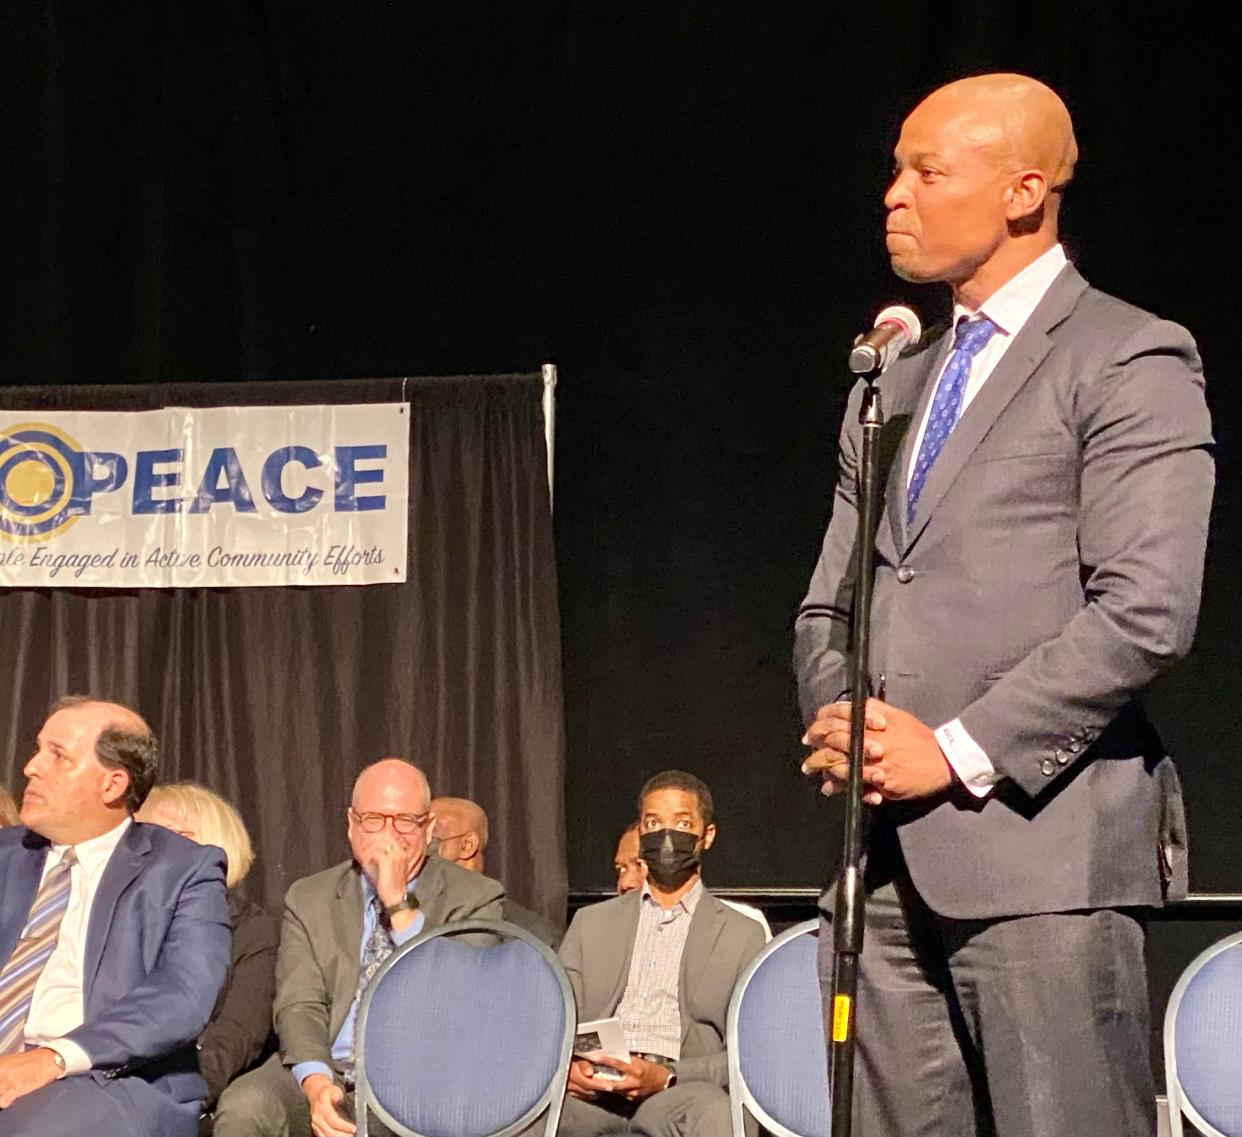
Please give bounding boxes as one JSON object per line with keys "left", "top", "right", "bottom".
{"left": 25, "top": 816, "right": 132, "bottom": 1074}
{"left": 905, "top": 243, "right": 1069, "bottom": 796}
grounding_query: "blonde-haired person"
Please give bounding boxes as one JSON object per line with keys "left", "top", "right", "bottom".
{"left": 138, "top": 783, "right": 278, "bottom": 1112}
{"left": 0, "top": 786, "right": 18, "bottom": 827}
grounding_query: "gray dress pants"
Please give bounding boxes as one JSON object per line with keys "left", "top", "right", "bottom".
{"left": 213, "top": 1053, "right": 394, "bottom": 1137}
{"left": 821, "top": 838, "right": 1154, "bottom": 1137}
{"left": 556, "top": 1083, "right": 734, "bottom": 1137}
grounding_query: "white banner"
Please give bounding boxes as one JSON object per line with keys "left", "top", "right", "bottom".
{"left": 0, "top": 404, "right": 409, "bottom": 588}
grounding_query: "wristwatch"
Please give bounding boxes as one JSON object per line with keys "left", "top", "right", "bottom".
{"left": 384, "top": 895, "right": 418, "bottom": 918}
{"left": 663, "top": 1065, "right": 678, "bottom": 1090}
{"left": 47, "top": 1048, "right": 67, "bottom": 1078}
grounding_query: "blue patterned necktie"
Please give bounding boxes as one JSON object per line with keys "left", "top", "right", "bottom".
{"left": 906, "top": 316, "right": 999, "bottom": 523}
{"left": 339, "top": 895, "right": 395, "bottom": 1084}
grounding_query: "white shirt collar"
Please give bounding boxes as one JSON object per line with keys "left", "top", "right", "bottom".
{"left": 953, "top": 243, "right": 1068, "bottom": 339}
{"left": 49, "top": 816, "right": 131, "bottom": 881}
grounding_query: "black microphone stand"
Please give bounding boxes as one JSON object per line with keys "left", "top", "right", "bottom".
{"left": 828, "top": 361, "right": 885, "bottom": 1137}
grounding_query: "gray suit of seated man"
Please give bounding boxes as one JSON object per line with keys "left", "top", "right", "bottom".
{"left": 557, "top": 771, "right": 765, "bottom": 1137}
{"left": 214, "top": 759, "right": 504, "bottom": 1137}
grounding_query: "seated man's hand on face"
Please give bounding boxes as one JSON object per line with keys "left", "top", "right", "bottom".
{"left": 802, "top": 698, "right": 952, "bottom": 803}
{"left": 354, "top": 832, "right": 421, "bottom": 933}
{"left": 359, "top": 834, "right": 412, "bottom": 909}
{"left": 0, "top": 1048, "right": 62, "bottom": 1109}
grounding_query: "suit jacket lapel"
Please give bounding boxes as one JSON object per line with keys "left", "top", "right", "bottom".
{"left": 331, "top": 864, "right": 365, "bottom": 1033}
{"left": 604, "top": 890, "right": 642, "bottom": 1016}
{"left": 0, "top": 835, "right": 49, "bottom": 966}
{"left": 677, "top": 891, "right": 724, "bottom": 1045}
{"left": 904, "top": 265, "right": 1088, "bottom": 553}
{"left": 84, "top": 822, "right": 150, "bottom": 995}
{"left": 881, "top": 331, "right": 951, "bottom": 560}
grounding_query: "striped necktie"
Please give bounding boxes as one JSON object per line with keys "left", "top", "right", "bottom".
{"left": 906, "top": 315, "right": 999, "bottom": 523}
{"left": 0, "top": 847, "right": 77, "bottom": 1055}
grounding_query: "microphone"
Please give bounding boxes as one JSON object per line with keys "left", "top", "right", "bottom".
{"left": 848, "top": 305, "right": 922, "bottom": 375}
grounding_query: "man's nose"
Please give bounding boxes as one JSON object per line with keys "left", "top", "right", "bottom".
{"left": 884, "top": 171, "right": 913, "bottom": 211}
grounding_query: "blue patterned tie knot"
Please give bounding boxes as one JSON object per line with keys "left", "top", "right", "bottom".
{"left": 906, "top": 316, "right": 998, "bottom": 524}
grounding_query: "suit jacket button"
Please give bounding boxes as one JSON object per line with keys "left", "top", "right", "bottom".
{"left": 1067, "top": 739, "right": 1081, "bottom": 754}
{"left": 1054, "top": 748, "right": 1069, "bottom": 765}
{"left": 1040, "top": 759, "right": 1056, "bottom": 776}
{"left": 896, "top": 566, "right": 915, "bottom": 583}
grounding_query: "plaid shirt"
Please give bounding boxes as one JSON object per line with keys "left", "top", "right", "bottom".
{"left": 615, "top": 879, "right": 702, "bottom": 1060}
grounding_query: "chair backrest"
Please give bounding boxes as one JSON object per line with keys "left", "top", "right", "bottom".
{"left": 727, "top": 919, "right": 829, "bottom": 1137}
{"left": 355, "top": 919, "right": 575, "bottom": 1137}
{"left": 1164, "top": 930, "right": 1242, "bottom": 1137}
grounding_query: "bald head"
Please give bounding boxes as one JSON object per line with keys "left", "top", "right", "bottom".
{"left": 914, "top": 74, "right": 1077, "bottom": 194}
{"left": 431, "top": 796, "right": 489, "bottom": 872}
{"left": 351, "top": 758, "right": 431, "bottom": 814}
{"left": 885, "top": 73, "right": 1076, "bottom": 304}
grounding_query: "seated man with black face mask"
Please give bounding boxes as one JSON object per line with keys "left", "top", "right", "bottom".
{"left": 556, "top": 771, "right": 765, "bottom": 1137}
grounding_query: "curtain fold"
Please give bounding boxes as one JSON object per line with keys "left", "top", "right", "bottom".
{"left": 0, "top": 374, "right": 566, "bottom": 923}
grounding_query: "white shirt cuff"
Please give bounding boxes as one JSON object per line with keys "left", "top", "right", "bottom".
{"left": 936, "top": 719, "right": 998, "bottom": 798}
{"left": 46, "top": 1038, "right": 92, "bottom": 1077}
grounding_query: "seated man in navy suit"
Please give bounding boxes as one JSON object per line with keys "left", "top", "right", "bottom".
{"left": 0, "top": 695, "right": 230, "bottom": 1137}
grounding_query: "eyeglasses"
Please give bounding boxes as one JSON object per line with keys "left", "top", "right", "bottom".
{"left": 349, "top": 809, "right": 431, "bottom": 834}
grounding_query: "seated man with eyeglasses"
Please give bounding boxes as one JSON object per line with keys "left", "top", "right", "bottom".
{"left": 213, "top": 759, "right": 504, "bottom": 1137}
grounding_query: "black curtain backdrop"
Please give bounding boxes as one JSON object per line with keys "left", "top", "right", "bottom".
{"left": 2, "top": 3, "right": 1241, "bottom": 908}
{"left": 0, "top": 376, "right": 566, "bottom": 922}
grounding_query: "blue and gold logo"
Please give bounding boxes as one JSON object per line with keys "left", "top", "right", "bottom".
{"left": 0, "top": 419, "right": 390, "bottom": 545}
{"left": 0, "top": 423, "right": 88, "bottom": 543}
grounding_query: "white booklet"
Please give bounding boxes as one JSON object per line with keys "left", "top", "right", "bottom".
{"left": 573, "top": 1016, "right": 631, "bottom": 1079}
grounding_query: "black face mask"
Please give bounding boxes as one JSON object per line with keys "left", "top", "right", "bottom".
{"left": 639, "top": 828, "right": 704, "bottom": 890}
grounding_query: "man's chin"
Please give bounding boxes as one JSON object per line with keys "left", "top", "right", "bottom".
{"left": 889, "top": 255, "right": 939, "bottom": 284}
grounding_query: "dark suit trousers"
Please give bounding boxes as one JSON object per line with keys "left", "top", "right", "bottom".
{"left": 822, "top": 839, "right": 1154, "bottom": 1137}
{"left": 0, "top": 1074, "right": 193, "bottom": 1137}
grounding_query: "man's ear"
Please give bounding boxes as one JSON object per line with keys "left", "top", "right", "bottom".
{"left": 1004, "top": 169, "right": 1048, "bottom": 228}
{"left": 460, "top": 831, "right": 480, "bottom": 859}
{"left": 702, "top": 824, "right": 717, "bottom": 852}
{"left": 100, "top": 766, "right": 130, "bottom": 809}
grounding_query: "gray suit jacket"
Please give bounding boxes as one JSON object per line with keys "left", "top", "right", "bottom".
{"left": 559, "top": 887, "right": 766, "bottom": 1088}
{"left": 275, "top": 854, "right": 505, "bottom": 1069}
{"left": 795, "top": 263, "right": 1214, "bottom": 919}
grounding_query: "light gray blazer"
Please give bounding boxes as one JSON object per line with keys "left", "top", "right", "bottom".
{"left": 559, "top": 887, "right": 766, "bottom": 1088}
{"left": 795, "top": 263, "right": 1214, "bottom": 919}
{"left": 275, "top": 855, "right": 505, "bottom": 1069}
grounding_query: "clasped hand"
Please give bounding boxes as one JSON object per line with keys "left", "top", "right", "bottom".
{"left": 801, "top": 698, "right": 952, "bottom": 803}
{"left": 566, "top": 1055, "right": 669, "bottom": 1103}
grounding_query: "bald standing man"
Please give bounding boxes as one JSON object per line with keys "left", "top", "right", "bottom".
{"left": 431, "top": 796, "right": 562, "bottom": 947}
{"left": 796, "top": 74, "right": 1213, "bottom": 1136}
{"left": 215, "top": 761, "right": 504, "bottom": 1137}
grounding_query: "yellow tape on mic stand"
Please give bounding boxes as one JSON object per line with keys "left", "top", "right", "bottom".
{"left": 832, "top": 993, "right": 852, "bottom": 1042}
